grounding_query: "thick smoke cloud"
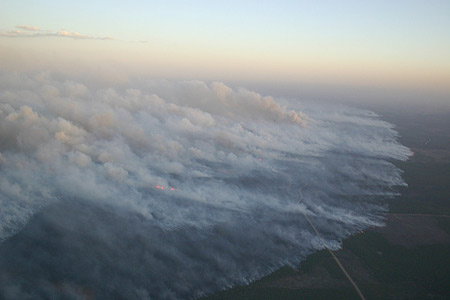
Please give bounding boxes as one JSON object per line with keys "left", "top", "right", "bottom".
{"left": 0, "top": 71, "right": 411, "bottom": 299}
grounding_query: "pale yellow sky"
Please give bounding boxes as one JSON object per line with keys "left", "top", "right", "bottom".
{"left": 1, "top": 36, "right": 448, "bottom": 96}
{"left": 1, "top": 1, "right": 449, "bottom": 99}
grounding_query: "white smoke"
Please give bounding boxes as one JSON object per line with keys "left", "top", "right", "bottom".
{"left": 0, "top": 71, "right": 411, "bottom": 299}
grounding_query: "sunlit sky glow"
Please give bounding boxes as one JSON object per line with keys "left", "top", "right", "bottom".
{"left": 1, "top": 0, "right": 449, "bottom": 96}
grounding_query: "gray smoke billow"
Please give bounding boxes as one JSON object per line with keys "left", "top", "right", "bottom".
{"left": 0, "top": 71, "right": 411, "bottom": 299}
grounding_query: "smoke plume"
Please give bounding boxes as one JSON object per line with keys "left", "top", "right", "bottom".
{"left": 0, "top": 71, "right": 411, "bottom": 299}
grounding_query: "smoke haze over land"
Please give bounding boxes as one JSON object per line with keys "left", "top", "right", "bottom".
{"left": 0, "top": 71, "right": 411, "bottom": 299}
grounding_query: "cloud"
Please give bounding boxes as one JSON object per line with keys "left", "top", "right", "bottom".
{"left": 0, "top": 30, "right": 27, "bottom": 37}
{"left": 15, "top": 25, "right": 40, "bottom": 31}
{"left": 0, "top": 71, "right": 412, "bottom": 299}
{"left": 0, "top": 26, "right": 113, "bottom": 40}
{"left": 54, "top": 30, "right": 113, "bottom": 40}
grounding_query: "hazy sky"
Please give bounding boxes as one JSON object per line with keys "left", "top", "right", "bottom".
{"left": 1, "top": 1, "right": 449, "bottom": 96}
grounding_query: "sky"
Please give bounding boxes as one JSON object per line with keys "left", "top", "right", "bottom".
{"left": 1, "top": 0, "right": 450, "bottom": 101}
